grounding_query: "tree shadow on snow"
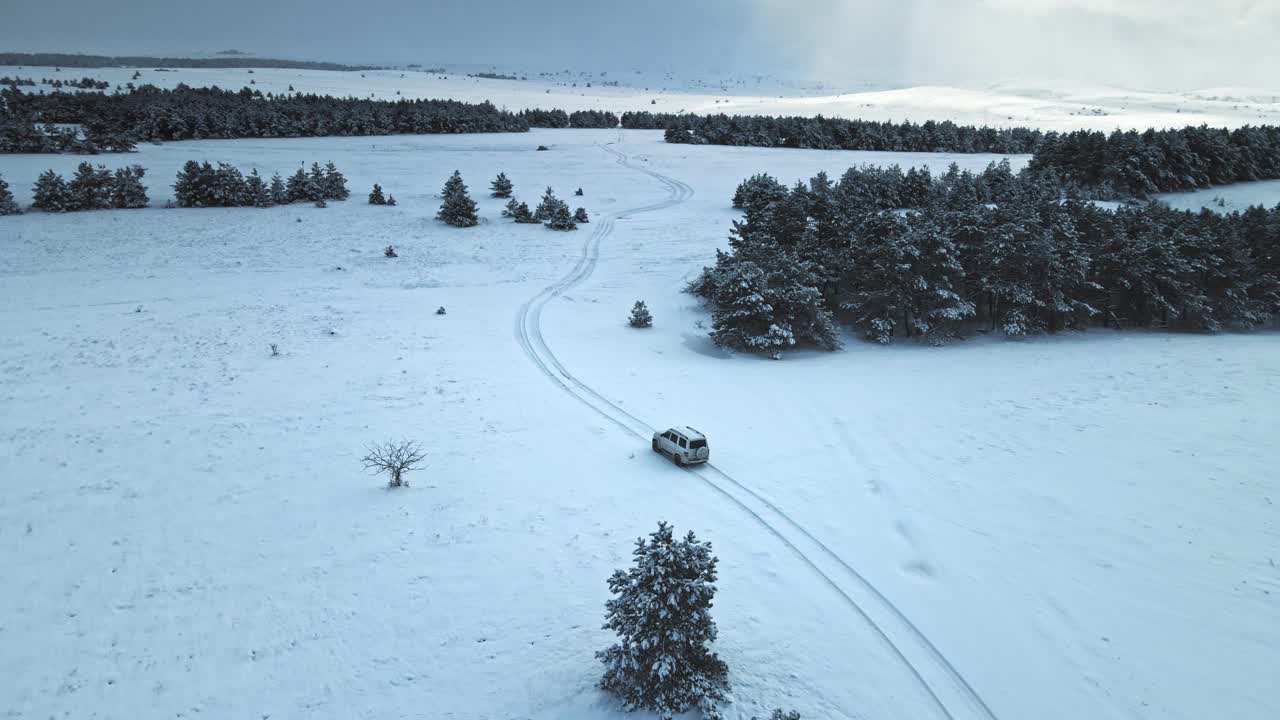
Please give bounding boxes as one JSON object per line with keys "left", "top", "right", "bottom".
{"left": 680, "top": 331, "right": 732, "bottom": 359}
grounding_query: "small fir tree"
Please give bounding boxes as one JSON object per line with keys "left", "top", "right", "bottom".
{"left": 489, "top": 172, "right": 513, "bottom": 198}
{"left": 575, "top": 187, "right": 584, "bottom": 196}
{"left": 369, "top": 183, "right": 386, "bottom": 205}
{"left": 210, "top": 163, "right": 248, "bottom": 206}
{"left": 545, "top": 202, "right": 578, "bottom": 230}
{"left": 384, "top": 245, "right": 397, "bottom": 258}
{"left": 386, "top": 194, "right": 397, "bottom": 206}
{"left": 110, "top": 165, "right": 149, "bottom": 209}
{"left": 0, "top": 174, "right": 22, "bottom": 215}
{"left": 322, "top": 161, "right": 349, "bottom": 200}
{"left": 437, "top": 170, "right": 479, "bottom": 227}
{"left": 68, "top": 162, "right": 114, "bottom": 210}
{"left": 502, "top": 197, "right": 520, "bottom": 218}
{"left": 245, "top": 169, "right": 271, "bottom": 207}
{"left": 512, "top": 201, "right": 538, "bottom": 223}
{"left": 534, "top": 186, "right": 560, "bottom": 222}
{"left": 597, "top": 522, "right": 729, "bottom": 720}
{"left": 269, "top": 173, "right": 288, "bottom": 205}
{"left": 574, "top": 206, "right": 590, "bottom": 223}
{"left": 307, "top": 162, "right": 327, "bottom": 201}
{"left": 629, "top": 301, "right": 653, "bottom": 328}
{"left": 32, "top": 169, "right": 72, "bottom": 212}
{"left": 173, "top": 161, "right": 203, "bottom": 207}
{"left": 286, "top": 167, "right": 311, "bottom": 203}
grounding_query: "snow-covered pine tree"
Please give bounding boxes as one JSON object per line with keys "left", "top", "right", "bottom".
{"left": 545, "top": 201, "right": 577, "bottom": 230}
{"left": 307, "top": 162, "right": 326, "bottom": 202}
{"left": 211, "top": 163, "right": 248, "bottom": 206}
{"left": 0, "top": 173, "right": 20, "bottom": 215}
{"left": 708, "top": 259, "right": 793, "bottom": 359}
{"left": 534, "top": 186, "right": 560, "bottom": 222}
{"left": 386, "top": 194, "right": 397, "bottom": 206}
{"left": 110, "top": 166, "right": 149, "bottom": 209}
{"left": 368, "top": 183, "right": 386, "bottom": 205}
{"left": 173, "top": 161, "right": 203, "bottom": 207}
{"left": 32, "top": 169, "right": 73, "bottom": 212}
{"left": 269, "top": 173, "right": 288, "bottom": 205}
{"left": 68, "top": 161, "right": 114, "bottom": 210}
{"left": 628, "top": 300, "right": 653, "bottom": 328}
{"left": 512, "top": 201, "right": 538, "bottom": 223}
{"left": 732, "top": 173, "right": 787, "bottom": 214}
{"left": 437, "top": 170, "right": 479, "bottom": 227}
{"left": 574, "top": 206, "right": 590, "bottom": 223}
{"left": 245, "top": 169, "right": 272, "bottom": 207}
{"left": 502, "top": 197, "right": 519, "bottom": 218}
{"left": 489, "top": 172, "right": 513, "bottom": 198}
{"left": 286, "top": 167, "right": 310, "bottom": 203}
{"left": 575, "top": 187, "right": 584, "bottom": 196}
{"left": 322, "top": 161, "right": 349, "bottom": 200}
{"left": 597, "top": 522, "right": 729, "bottom": 720}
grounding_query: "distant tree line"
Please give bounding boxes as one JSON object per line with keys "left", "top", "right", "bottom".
{"left": 1, "top": 84, "right": 530, "bottom": 152}
{"left": 0, "top": 52, "right": 381, "bottom": 71}
{"left": 620, "top": 111, "right": 684, "bottom": 129}
{"left": 1027, "top": 125, "right": 1280, "bottom": 197}
{"left": 516, "top": 108, "right": 618, "bottom": 128}
{"left": 660, "top": 112, "right": 1280, "bottom": 198}
{"left": 690, "top": 164, "right": 1280, "bottom": 356}
{"left": 519, "top": 108, "right": 570, "bottom": 128}
{"left": 663, "top": 113, "right": 1044, "bottom": 154}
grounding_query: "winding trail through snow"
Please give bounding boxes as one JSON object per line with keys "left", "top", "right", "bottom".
{"left": 513, "top": 133, "right": 998, "bottom": 720}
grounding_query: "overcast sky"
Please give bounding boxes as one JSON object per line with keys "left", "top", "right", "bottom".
{"left": 4, "top": 0, "right": 1277, "bottom": 90}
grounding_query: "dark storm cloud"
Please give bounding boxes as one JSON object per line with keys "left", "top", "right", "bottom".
{"left": 2, "top": 0, "right": 1274, "bottom": 89}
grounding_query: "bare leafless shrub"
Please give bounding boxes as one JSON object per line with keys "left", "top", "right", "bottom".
{"left": 362, "top": 440, "right": 425, "bottom": 488}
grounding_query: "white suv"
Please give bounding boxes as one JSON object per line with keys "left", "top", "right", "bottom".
{"left": 652, "top": 427, "right": 710, "bottom": 466}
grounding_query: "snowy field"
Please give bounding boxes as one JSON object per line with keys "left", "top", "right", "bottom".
{"left": 4, "top": 64, "right": 1280, "bottom": 132}
{"left": 2, "top": 126, "right": 1279, "bottom": 720}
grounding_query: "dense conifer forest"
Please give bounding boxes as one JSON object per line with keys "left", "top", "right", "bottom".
{"left": 691, "top": 163, "right": 1280, "bottom": 356}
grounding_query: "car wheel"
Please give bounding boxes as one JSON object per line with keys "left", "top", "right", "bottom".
{"left": 652, "top": 439, "right": 660, "bottom": 453}
{"left": 674, "top": 454, "right": 684, "bottom": 467}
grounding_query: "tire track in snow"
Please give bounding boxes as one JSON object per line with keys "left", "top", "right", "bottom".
{"left": 513, "top": 135, "right": 997, "bottom": 720}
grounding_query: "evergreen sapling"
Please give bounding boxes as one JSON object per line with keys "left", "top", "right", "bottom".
{"left": 0, "top": 174, "right": 22, "bottom": 215}
{"left": 110, "top": 166, "right": 149, "bottom": 209}
{"left": 597, "top": 522, "right": 729, "bottom": 720}
{"left": 437, "top": 170, "right": 479, "bottom": 227}
{"left": 490, "top": 172, "right": 513, "bottom": 198}
{"left": 32, "top": 169, "right": 72, "bottom": 212}
{"left": 629, "top": 301, "right": 653, "bottom": 328}
{"left": 545, "top": 201, "right": 577, "bottom": 230}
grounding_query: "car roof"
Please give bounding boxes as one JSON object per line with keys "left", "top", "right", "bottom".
{"left": 673, "top": 426, "right": 705, "bottom": 440}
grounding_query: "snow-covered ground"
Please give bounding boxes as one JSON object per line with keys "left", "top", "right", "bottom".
{"left": 2, "top": 126, "right": 1279, "bottom": 720}
{"left": 4, "top": 64, "right": 1280, "bottom": 132}
{"left": 1155, "top": 179, "right": 1280, "bottom": 213}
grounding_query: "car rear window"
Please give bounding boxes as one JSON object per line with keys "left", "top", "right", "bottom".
{"left": 689, "top": 439, "right": 707, "bottom": 449}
